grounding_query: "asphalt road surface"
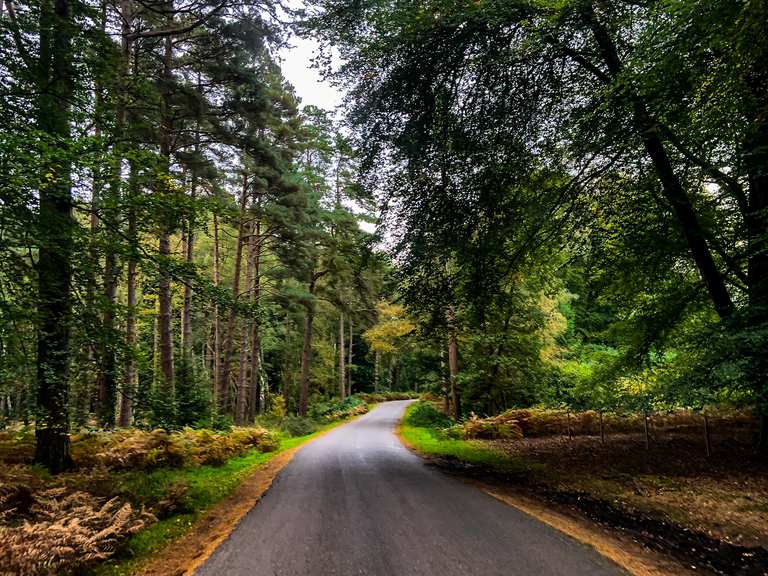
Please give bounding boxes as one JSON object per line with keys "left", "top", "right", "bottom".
{"left": 197, "top": 400, "right": 624, "bottom": 576}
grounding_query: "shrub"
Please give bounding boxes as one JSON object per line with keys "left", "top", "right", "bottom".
{"left": 270, "top": 394, "right": 287, "bottom": 418}
{"left": 278, "top": 416, "right": 319, "bottom": 437}
{"left": 356, "top": 391, "right": 420, "bottom": 403}
{"left": 310, "top": 397, "right": 368, "bottom": 421}
{"left": 460, "top": 413, "right": 524, "bottom": 440}
{"left": 405, "top": 402, "right": 452, "bottom": 429}
{"left": 68, "top": 427, "right": 278, "bottom": 471}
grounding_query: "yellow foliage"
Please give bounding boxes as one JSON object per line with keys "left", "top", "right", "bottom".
{"left": 362, "top": 301, "right": 416, "bottom": 354}
{"left": 537, "top": 291, "right": 570, "bottom": 363}
{"left": 270, "top": 395, "right": 287, "bottom": 418}
{"left": 68, "top": 427, "right": 278, "bottom": 470}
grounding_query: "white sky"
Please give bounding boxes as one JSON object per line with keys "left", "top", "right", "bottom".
{"left": 277, "top": 30, "right": 380, "bottom": 234}
{"left": 278, "top": 32, "right": 342, "bottom": 113}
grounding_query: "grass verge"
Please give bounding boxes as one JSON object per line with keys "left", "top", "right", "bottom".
{"left": 398, "top": 402, "right": 540, "bottom": 477}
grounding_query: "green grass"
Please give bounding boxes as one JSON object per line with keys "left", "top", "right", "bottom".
{"left": 400, "top": 402, "right": 541, "bottom": 477}
{"left": 89, "top": 422, "right": 348, "bottom": 576}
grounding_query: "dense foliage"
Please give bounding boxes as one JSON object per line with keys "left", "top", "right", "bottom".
{"left": 0, "top": 0, "right": 396, "bottom": 472}
{"left": 304, "top": 0, "right": 768, "bottom": 439}
{"left": 2, "top": 0, "right": 767, "bottom": 475}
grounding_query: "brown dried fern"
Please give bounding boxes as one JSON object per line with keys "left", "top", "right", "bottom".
{"left": 0, "top": 488, "right": 155, "bottom": 575}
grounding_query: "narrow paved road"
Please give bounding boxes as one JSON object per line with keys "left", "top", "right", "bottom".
{"left": 197, "top": 401, "right": 624, "bottom": 576}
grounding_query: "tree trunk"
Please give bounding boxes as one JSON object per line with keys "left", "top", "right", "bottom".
{"left": 440, "top": 347, "right": 449, "bottom": 414}
{"left": 181, "top": 109, "right": 199, "bottom": 361}
{"left": 181, "top": 213, "right": 194, "bottom": 359}
{"left": 120, "top": 159, "right": 138, "bottom": 427}
{"left": 116, "top": 3, "right": 135, "bottom": 427}
{"left": 34, "top": 0, "right": 74, "bottom": 473}
{"left": 374, "top": 349, "right": 380, "bottom": 393}
{"left": 703, "top": 413, "right": 712, "bottom": 457}
{"left": 235, "top": 323, "right": 248, "bottom": 425}
{"left": 643, "top": 412, "right": 650, "bottom": 450}
{"left": 338, "top": 311, "right": 346, "bottom": 399}
{"left": 244, "top": 219, "right": 256, "bottom": 422}
{"left": 157, "top": 232, "right": 174, "bottom": 396}
{"left": 582, "top": 2, "right": 734, "bottom": 319}
{"left": 599, "top": 411, "right": 605, "bottom": 444}
{"left": 84, "top": 169, "right": 100, "bottom": 425}
{"left": 392, "top": 357, "right": 401, "bottom": 391}
{"left": 155, "top": 3, "right": 175, "bottom": 402}
{"left": 219, "top": 175, "right": 249, "bottom": 416}
{"left": 121, "top": 250, "right": 137, "bottom": 426}
{"left": 212, "top": 213, "right": 221, "bottom": 410}
{"left": 97, "top": 248, "right": 118, "bottom": 428}
{"left": 446, "top": 305, "right": 460, "bottom": 420}
{"left": 347, "top": 317, "right": 353, "bottom": 396}
{"left": 298, "top": 277, "right": 317, "bottom": 417}
{"left": 248, "top": 216, "right": 262, "bottom": 420}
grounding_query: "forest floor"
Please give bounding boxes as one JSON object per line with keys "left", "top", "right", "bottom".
{"left": 486, "top": 432, "right": 768, "bottom": 549}
{"left": 400, "top": 403, "right": 768, "bottom": 576}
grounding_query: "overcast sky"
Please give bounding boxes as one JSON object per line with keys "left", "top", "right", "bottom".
{"left": 278, "top": 31, "right": 343, "bottom": 113}
{"left": 276, "top": 29, "right": 380, "bottom": 233}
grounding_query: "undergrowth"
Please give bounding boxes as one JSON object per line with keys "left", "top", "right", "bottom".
{"left": 400, "top": 402, "right": 538, "bottom": 477}
{"left": 0, "top": 403, "right": 370, "bottom": 576}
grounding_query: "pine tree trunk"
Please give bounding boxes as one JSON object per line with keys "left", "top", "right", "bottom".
{"left": 446, "top": 305, "right": 460, "bottom": 420}
{"left": 219, "top": 175, "right": 248, "bottom": 416}
{"left": 703, "top": 413, "right": 712, "bottom": 457}
{"left": 181, "top": 119, "right": 198, "bottom": 360}
{"left": 298, "top": 277, "right": 317, "bottom": 417}
{"left": 97, "top": 249, "right": 118, "bottom": 428}
{"left": 85, "top": 180, "right": 100, "bottom": 421}
{"left": 181, "top": 216, "right": 194, "bottom": 358}
{"left": 212, "top": 213, "right": 221, "bottom": 410}
{"left": 157, "top": 232, "right": 174, "bottom": 395}
{"left": 120, "top": 249, "right": 137, "bottom": 426}
{"left": 248, "top": 216, "right": 262, "bottom": 419}
{"left": 237, "top": 219, "right": 256, "bottom": 424}
{"left": 599, "top": 411, "right": 605, "bottom": 444}
{"left": 34, "top": 0, "right": 74, "bottom": 473}
{"left": 338, "top": 311, "right": 346, "bottom": 399}
{"left": 347, "top": 317, "right": 353, "bottom": 396}
{"left": 156, "top": 5, "right": 175, "bottom": 402}
{"left": 117, "top": 6, "right": 135, "bottom": 428}
{"left": 98, "top": 0, "right": 133, "bottom": 430}
{"left": 235, "top": 323, "right": 248, "bottom": 425}
{"left": 374, "top": 349, "right": 380, "bottom": 393}
{"left": 643, "top": 412, "right": 650, "bottom": 450}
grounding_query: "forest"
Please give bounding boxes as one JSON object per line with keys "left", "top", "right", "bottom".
{"left": 1, "top": 0, "right": 767, "bottom": 575}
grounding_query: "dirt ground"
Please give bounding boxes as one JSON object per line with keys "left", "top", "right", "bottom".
{"left": 486, "top": 431, "right": 768, "bottom": 549}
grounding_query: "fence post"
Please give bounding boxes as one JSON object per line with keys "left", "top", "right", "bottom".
{"left": 599, "top": 411, "right": 605, "bottom": 444}
{"left": 703, "top": 412, "right": 711, "bottom": 457}
{"left": 643, "top": 411, "right": 650, "bottom": 450}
